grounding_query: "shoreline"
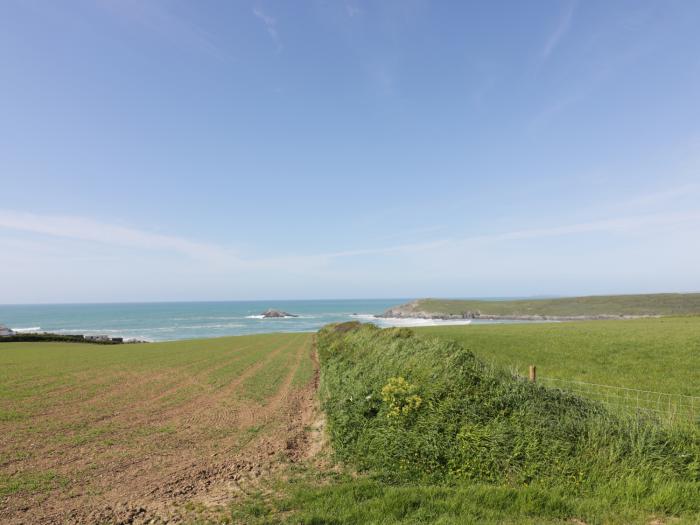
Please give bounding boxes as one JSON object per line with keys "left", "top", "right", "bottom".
{"left": 377, "top": 294, "right": 700, "bottom": 321}
{"left": 0, "top": 331, "right": 147, "bottom": 344}
{"left": 376, "top": 312, "right": 662, "bottom": 322}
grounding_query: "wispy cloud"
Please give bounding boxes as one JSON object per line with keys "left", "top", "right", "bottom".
{"left": 2, "top": 208, "right": 698, "bottom": 268}
{"left": 0, "top": 210, "right": 239, "bottom": 264}
{"left": 97, "top": 0, "right": 226, "bottom": 60}
{"left": 620, "top": 183, "right": 700, "bottom": 208}
{"left": 253, "top": 6, "right": 280, "bottom": 49}
{"left": 541, "top": 0, "right": 577, "bottom": 61}
{"left": 2, "top": 208, "right": 698, "bottom": 302}
{"left": 457, "top": 210, "right": 700, "bottom": 245}
{"left": 0, "top": 210, "right": 333, "bottom": 274}
{"left": 318, "top": 210, "right": 700, "bottom": 260}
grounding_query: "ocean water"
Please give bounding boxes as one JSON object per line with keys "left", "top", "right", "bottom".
{"left": 0, "top": 299, "right": 484, "bottom": 342}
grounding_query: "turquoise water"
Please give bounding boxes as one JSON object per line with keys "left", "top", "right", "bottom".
{"left": 0, "top": 299, "right": 530, "bottom": 342}
{"left": 0, "top": 300, "right": 405, "bottom": 342}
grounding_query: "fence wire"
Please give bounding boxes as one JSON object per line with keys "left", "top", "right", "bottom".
{"left": 538, "top": 377, "right": 700, "bottom": 425}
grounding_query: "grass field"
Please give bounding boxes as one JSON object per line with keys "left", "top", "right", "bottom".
{"left": 390, "top": 292, "right": 700, "bottom": 317}
{"left": 2, "top": 317, "right": 699, "bottom": 524}
{"left": 418, "top": 317, "right": 700, "bottom": 396}
{"left": 0, "top": 332, "right": 316, "bottom": 524}
{"left": 293, "top": 322, "right": 700, "bottom": 525}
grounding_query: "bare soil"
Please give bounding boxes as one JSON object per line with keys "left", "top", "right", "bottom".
{"left": 0, "top": 336, "right": 321, "bottom": 524}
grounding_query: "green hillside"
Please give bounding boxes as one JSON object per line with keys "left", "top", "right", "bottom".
{"left": 388, "top": 293, "right": 700, "bottom": 318}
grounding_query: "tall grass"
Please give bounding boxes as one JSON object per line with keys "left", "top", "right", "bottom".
{"left": 316, "top": 322, "right": 700, "bottom": 520}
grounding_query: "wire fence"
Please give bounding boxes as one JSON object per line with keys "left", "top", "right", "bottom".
{"left": 538, "top": 376, "right": 700, "bottom": 425}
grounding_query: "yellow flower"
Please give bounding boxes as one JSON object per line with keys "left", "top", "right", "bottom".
{"left": 381, "top": 376, "right": 422, "bottom": 418}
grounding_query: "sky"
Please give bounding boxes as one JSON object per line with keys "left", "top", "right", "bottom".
{"left": 1, "top": 0, "right": 700, "bottom": 303}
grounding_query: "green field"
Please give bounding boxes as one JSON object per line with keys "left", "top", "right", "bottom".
{"left": 418, "top": 317, "right": 700, "bottom": 396}
{"left": 292, "top": 322, "right": 700, "bottom": 525}
{"left": 391, "top": 292, "right": 700, "bottom": 317}
{"left": 2, "top": 317, "right": 699, "bottom": 524}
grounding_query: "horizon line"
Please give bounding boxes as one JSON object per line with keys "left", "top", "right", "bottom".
{"left": 2, "top": 290, "right": 700, "bottom": 307}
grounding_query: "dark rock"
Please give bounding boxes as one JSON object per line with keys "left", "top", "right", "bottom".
{"left": 260, "top": 309, "right": 298, "bottom": 318}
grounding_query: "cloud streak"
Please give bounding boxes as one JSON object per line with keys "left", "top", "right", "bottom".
{"left": 1, "top": 208, "right": 699, "bottom": 302}
{"left": 459, "top": 210, "right": 700, "bottom": 244}
{"left": 619, "top": 183, "right": 700, "bottom": 208}
{"left": 541, "top": 0, "right": 576, "bottom": 61}
{"left": 2, "top": 209, "right": 699, "bottom": 268}
{"left": 331, "top": 209, "right": 700, "bottom": 260}
{"left": 97, "top": 0, "right": 226, "bottom": 60}
{"left": 0, "top": 210, "right": 239, "bottom": 264}
{"left": 0, "top": 210, "right": 335, "bottom": 274}
{"left": 253, "top": 6, "right": 280, "bottom": 48}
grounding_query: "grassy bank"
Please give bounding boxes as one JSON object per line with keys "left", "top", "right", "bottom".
{"left": 387, "top": 292, "right": 700, "bottom": 318}
{"left": 302, "top": 322, "right": 700, "bottom": 524}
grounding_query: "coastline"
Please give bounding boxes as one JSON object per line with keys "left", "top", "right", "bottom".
{"left": 376, "top": 311, "right": 661, "bottom": 322}
{"left": 0, "top": 299, "right": 402, "bottom": 342}
{"left": 376, "top": 294, "right": 700, "bottom": 322}
{"left": 4, "top": 293, "right": 697, "bottom": 343}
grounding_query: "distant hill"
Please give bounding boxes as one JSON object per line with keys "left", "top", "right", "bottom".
{"left": 380, "top": 293, "right": 700, "bottom": 320}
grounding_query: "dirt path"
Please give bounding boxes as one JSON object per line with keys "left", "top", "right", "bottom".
{"left": 1, "top": 334, "right": 321, "bottom": 525}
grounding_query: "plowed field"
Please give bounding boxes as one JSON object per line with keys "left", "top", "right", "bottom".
{"left": 0, "top": 332, "right": 318, "bottom": 524}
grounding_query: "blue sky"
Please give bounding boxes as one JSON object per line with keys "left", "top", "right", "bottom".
{"left": 1, "top": 0, "right": 699, "bottom": 303}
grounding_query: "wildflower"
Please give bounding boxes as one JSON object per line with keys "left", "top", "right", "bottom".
{"left": 381, "top": 376, "right": 422, "bottom": 418}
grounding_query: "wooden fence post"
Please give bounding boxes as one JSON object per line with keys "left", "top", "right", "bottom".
{"left": 529, "top": 365, "right": 536, "bottom": 383}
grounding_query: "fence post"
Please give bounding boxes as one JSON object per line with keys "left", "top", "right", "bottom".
{"left": 529, "top": 365, "right": 537, "bottom": 383}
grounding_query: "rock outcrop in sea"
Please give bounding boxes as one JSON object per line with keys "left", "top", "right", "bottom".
{"left": 260, "top": 309, "right": 299, "bottom": 318}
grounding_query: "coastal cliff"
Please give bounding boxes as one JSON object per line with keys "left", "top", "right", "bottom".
{"left": 378, "top": 293, "right": 700, "bottom": 321}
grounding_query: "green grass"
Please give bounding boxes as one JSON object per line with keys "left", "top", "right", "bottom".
{"left": 240, "top": 333, "right": 307, "bottom": 401}
{"left": 0, "top": 409, "right": 26, "bottom": 422}
{"left": 306, "top": 321, "right": 700, "bottom": 524}
{"left": 395, "top": 292, "right": 700, "bottom": 317}
{"left": 418, "top": 317, "right": 700, "bottom": 396}
{"left": 291, "top": 336, "right": 315, "bottom": 387}
{"left": 278, "top": 478, "right": 700, "bottom": 525}
{"left": 0, "top": 470, "right": 67, "bottom": 497}
{"left": 205, "top": 335, "right": 288, "bottom": 388}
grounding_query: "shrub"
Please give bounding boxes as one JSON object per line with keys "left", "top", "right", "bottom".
{"left": 316, "top": 322, "right": 700, "bottom": 492}
{"left": 381, "top": 377, "right": 422, "bottom": 418}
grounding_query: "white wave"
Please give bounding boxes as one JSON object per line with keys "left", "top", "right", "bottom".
{"left": 124, "top": 336, "right": 154, "bottom": 343}
{"left": 245, "top": 315, "right": 306, "bottom": 319}
{"left": 179, "top": 323, "right": 246, "bottom": 330}
{"left": 54, "top": 328, "right": 123, "bottom": 333}
{"left": 170, "top": 316, "right": 245, "bottom": 321}
{"left": 12, "top": 326, "right": 42, "bottom": 333}
{"left": 370, "top": 316, "right": 474, "bottom": 328}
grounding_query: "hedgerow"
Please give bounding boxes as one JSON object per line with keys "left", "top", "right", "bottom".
{"left": 317, "top": 322, "right": 700, "bottom": 492}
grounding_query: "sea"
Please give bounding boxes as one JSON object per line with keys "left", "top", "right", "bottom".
{"left": 0, "top": 299, "right": 510, "bottom": 342}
